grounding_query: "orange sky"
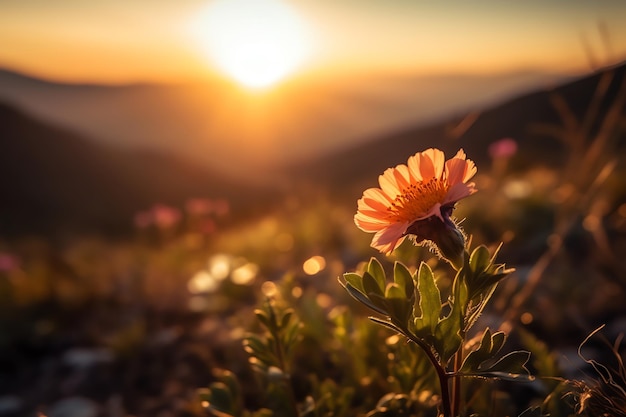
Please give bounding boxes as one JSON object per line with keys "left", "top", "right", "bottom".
{"left": 1, "top": 0, "right": 626, "bottom": 85}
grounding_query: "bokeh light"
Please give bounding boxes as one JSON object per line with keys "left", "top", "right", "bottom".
{"left": 302, "top": 255, "right": 326, "bottom": 275}
{"left": 187, "top": 270, "right": 220, "bottom": 294}
{"left": 231, "top": 262, "right": 259, "bottom": 285}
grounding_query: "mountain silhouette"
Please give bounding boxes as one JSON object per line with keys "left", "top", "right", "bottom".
{"left": 289, "top": 61, "right": 626, "bottom": 203}
{"left": 0, "top": 67, "right": 570, "bottom": 182}
{"left": 0, "top": 102, "right": 274, "bottom": 237}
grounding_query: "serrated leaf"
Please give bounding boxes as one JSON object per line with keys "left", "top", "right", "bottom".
{"left": 460, "top": 328, "right": 493, "bottom": 373}
{"left": 481, "top": 350, "right": 531, "bottom": 374}
{"left": 393, "top": 262, "right": 414, "bottom": 298}
{"left": 367, "top": 257, "right": 387, "bottom": 291}
{"left": 416, "top": 262, "right": 441, "bottom": 333}
{"left": 343, "top": 272, "right": 365, "bottom": 293}
{"left": 465, "top": 350, "right": 533, "bottom": 381}
{"left": 465, "top": 284, "right": 497, "bottom": 331}
{"left": 490, "top": 331, "right": 506, "bottom": 355}
{"left": 363, "top": 271, "right": 385, "bottom": 297}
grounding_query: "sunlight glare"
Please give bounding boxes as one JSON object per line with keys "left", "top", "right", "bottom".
{"left": 189, "top": 0, "right": 313, "bottom": 89}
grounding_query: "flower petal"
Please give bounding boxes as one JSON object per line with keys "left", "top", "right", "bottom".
{"left": 378, "top": 168, "right": 401, "bottom": 199}
{"left": 363, "top": 187, "right": 393, "bottom": 204}
{"left": 393, "top": 164, "right": 411, "bottom": 190}
{"left": 444, "top": 182, "right": 476, "bottom": 204}
{"left": 445, "top": 149, "right": 476, "bottom": 185}
{"left": 371, "top": 222, "right": 409, "bottom": 253}
{"left": 420, "top": 148, "right": 446, "bottom": 180}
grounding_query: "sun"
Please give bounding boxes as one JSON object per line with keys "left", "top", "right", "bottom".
{"left": 189, "top": 0, "right": 313, "bottom": 89}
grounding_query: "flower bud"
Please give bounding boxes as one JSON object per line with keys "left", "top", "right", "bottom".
{"left": 432, "top": 221, "right": 466, "bottom": 270}
{"left": 405, "top": 205, "right": 466, "bottom": 270}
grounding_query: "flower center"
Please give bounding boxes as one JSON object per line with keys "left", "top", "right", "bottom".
{"left": 386, "top": 178, "right": 449, "bottom": 223}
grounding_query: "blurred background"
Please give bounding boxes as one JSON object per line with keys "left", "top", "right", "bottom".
{"left": 1, "top": 1, "right": 626, "bottom": 416}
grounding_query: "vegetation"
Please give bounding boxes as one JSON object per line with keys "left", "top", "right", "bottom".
{"left": 1, "top": 66, "right": 626, "bottom": 417}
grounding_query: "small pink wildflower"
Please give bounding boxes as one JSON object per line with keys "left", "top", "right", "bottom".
{"left": 488, "top": 138, "right": 518, "bottom": 159}
{"left": 185, "top": 198, "right": 214, "bottom": 216}
{"left": 151, "top": 204, "right": 181, "bottom": 230}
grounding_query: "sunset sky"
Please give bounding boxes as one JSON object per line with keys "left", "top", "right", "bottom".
{"left": 1, "top": 0, "right": 626, "bottom": 86}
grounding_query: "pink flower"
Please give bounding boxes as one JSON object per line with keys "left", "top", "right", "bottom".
{"left": 0, "top": 253, "right": 19, "bottom": 272}
{"left": 185, "top": 198, "right": 213, "bottom": 216}
{"left": 354, "top": 148, "right": 477, "bottom": 255}
{"left": 151, "top": 204, "right": 181, "bottom": 230}
{"left": 488, "top": 138, "right": 517, "bottom": 159}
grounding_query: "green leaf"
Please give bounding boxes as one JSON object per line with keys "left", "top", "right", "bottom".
{"left": 459, "top": 330, "right": 509, "bottom": 374}
{"left": 341, "top": 281, "right": 388, "bottom": 315}
{"left": 416, "top": 262, "right": 441, "bottom": 333}
{"left": 385, "top": 283, "right": 410, "bottom": 325}
{"left": 363, "top": 271, "right": 384, "bottom": 297}
{"left": 243, "top": 335, "right": 269, "bottom": 356}
{"left": 463, "top": 350, "right": 534, "bottom": 381}
{"left": 254, "top": 309, "right": 271, "bottom": 330}
{"left": 393, "top": 262, "right": 414, "bottom": 299}
{"left": 280, "top": 309, "right": 293, "bottom": 329}
{"left": 343, "top": 272, "right": 365, "bottom": 293}
{"left": 481, "top": 350, "right": 531, "bottom": 374}
{"left": 214, "top": 369, "right": 240, "bottom": 401}
{"left": 369, "top": 316, "right": 405, "bottom": 335}
{"left": 489, "top": 242, "right": 504, "bottom": 265}
{"left": 469, "top": 245, "right": 491, "bottom": 274}
{"left": 452, "top": 269, "right": 469, "bottom": 318}
{"left": 434, "top": 311, "right": 462, "bottom": 364}
{"left": 206, "top": 382, "right": 236, "bottom": 414}
{"left": 465, "top": 282, "right": 498, "bottom": 332}
{"left": 490, "top": 331, "right": 506, "bottom": 356}
{"left": 433, "top": 275, "right": 467, "bottom": 363}
{"left": 460, "top": 328, "right": 493, "bottom": 373}
{"left": 368, "top": 292, "right": 391, "bottom": 315}
{"left": 385, "top": 282, "right": 405, "bottom": 299}
{"left": 367, "top": 257, "right": 387, "bottom": 291}
{"left": 283, "top": 322, "right": 301, "bottom": 351}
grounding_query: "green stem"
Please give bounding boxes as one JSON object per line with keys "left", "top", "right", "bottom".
{"left": 405, "top": 332, "right": 452, "bottom": 417}
{"left": 451, "top": 348, "right": 463, "bottom": 416}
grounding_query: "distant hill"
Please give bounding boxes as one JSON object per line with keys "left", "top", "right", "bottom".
{"left": 0, "top": 67, "right": 570, "bottom": 182}
{"left": 289, "top": 62, "right": 626, "bottom": 202}
{"left": 0, "top": 102, "right": 275, "bottom": 237}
